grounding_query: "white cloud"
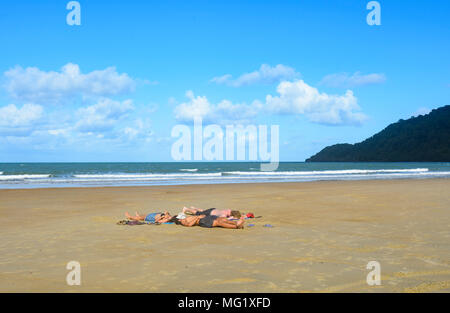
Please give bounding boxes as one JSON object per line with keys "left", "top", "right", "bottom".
{"left": 0, "top": 100, "right": 156, "bottom": 151}
{"left": 176, "top": 78, "right": 367, "bottom": 126}
{"left": 0, "top": 103, "right": 43, "bottom": 127}
{"left": 174, "top": 90, "right": 260, "bottom": 124}
{"left": 211, "top": 64, "right": 300, "bottom": 87}
{"left": 265, "top": 80, "right": 367, "bottom": 125}
{"left": 75, "top": 98, "right": 134, "bottom": 133}
{"left": 123, "top": 127, "right": 140, "bottom": 138}
{"left": 0, "top": 103, "right": 44, "bottom": 136}
{"left": 0, "top": 103, "right": 44, "bottom": 137}
{"left": 120, "top": 118, "right": 153, "bottom": 141}
{"left": 48, "top": 128, "right": 70, "bottom": 136}
{"left": 4, "top": 63, "right": 136, "bottom": 103}
{"left": 210, "top": 74, "right": 232, "bottom": 85}
{"left": 320, "top": 71, "right": 386, "bottom": 88}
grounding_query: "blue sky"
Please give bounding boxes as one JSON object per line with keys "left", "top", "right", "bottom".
{"left": 0, "top": 0, "right": 449, "bottom": 162}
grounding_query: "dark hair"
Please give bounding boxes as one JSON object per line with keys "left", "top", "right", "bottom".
{"left": 169, "top": 216, "right": 182, "bottom": 225}
{"left": 231, "top": 210, "right": 241, "bottom": 218}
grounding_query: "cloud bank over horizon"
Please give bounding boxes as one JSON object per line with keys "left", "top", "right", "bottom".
{"left": 0, "top": 64, "right": 153, "bottom": 149}
{"left": 1, "top": 63, "right": 370, "bottom": 161}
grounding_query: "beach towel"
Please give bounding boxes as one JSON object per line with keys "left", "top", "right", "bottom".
{"left": 116, "top": 219, "right": 174, "bottom": 226}
{"left": 116, "top": 220, "right": 148, "bottom": 226}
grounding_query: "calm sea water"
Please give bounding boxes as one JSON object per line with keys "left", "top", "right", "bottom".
{"left": 0, "top": 162, "right": 449, "bottom": 189}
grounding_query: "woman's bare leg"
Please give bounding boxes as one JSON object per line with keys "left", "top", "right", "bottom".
{"left": 125, "top": 212, "right": 145, "bottom": 221}
{"left": 183, "top": 206, "right": 201, "bottom": 215}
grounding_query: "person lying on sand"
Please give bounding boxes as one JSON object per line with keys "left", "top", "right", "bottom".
{"left": 182, "top": 206, "right": 241, "bottom": 218}
{"left": 169, "top": 214, "right": 245, "bottom": 229}
{"left": 125, "top": 211, "right": 173, "bottom": 224}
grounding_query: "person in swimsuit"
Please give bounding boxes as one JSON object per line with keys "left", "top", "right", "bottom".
{"left": 182, "top": 206, "right": 241, "bottom": 218}
{"left": 169, "top": 214, "right": 245, "bottom": 229}
{"left": 125, "top": 211, "right": 173, "bottom": 224}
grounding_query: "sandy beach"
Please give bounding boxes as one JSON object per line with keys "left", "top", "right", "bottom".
{"left": 0, "top": 179, "right": 449, "bottom": 293}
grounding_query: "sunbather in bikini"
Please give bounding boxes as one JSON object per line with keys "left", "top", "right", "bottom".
{"left": 182, "top": 206, "right": 241, "bottom": 218}
{"left": 169, "top": 214, "right": 245, "bottom": 229}
{"left": 125, "top": 211, "right": 173, "bottom": 224}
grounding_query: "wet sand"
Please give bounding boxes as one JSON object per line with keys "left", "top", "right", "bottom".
{"left": 0, "top": 179, "right": 449, "bottom": 292}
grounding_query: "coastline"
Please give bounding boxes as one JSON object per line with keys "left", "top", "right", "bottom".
{"left": 0, "top": 176, "right": 449, "bottom": 191}
{"left": 1, "top": 162, "right": 449, "bottom": 190}
{"left": 1, "top": 178, "right": 449, "bottom": 292}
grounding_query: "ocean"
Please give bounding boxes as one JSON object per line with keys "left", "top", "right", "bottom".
{"left": 0, "top": 162, "right": 449, "bottom": 189}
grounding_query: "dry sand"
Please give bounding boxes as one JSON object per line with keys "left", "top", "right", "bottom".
{"left": 0, "top": 179, "right": 449, "bottom": 292}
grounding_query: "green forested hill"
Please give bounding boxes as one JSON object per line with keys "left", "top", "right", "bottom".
{"left": 306, "top": 105, "right": 450, "bottom": 162}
